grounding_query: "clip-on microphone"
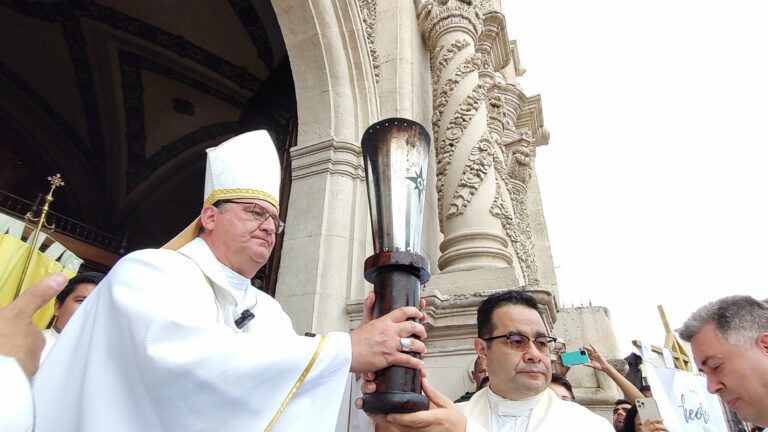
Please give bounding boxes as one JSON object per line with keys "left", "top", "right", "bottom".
{"left": 235, "top": 310, "right": 255, "bottom": 329}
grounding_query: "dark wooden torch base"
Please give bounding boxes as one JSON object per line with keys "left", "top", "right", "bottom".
{"left": 361, "top": 250, "right": 430, "bottom": 415}
{"left": 362, "top": 391, "right": 430, "bottom": 414}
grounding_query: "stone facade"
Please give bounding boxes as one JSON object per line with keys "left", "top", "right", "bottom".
{"left": 271, "top": 0, "right": 621, "bottom": 428}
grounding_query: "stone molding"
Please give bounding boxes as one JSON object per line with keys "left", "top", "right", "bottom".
{"left": 509, "top": 40, "right": 526, "bottom": 78}
{"left": 290, "top": 139, "right": 365, "bottom": 181}
{"left": 516, "top": 94, "right": 550, "bottom": 148}
{"left": 476, "top": 12, "right": 510, "bottom": 74}
{"left": 437, "top": 228, "right": 514, "bottom": 271}
{"left": 348, "top": 284, "right": 557, "bottom": 337}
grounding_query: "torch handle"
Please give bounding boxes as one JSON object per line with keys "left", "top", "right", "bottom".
{"left": 362, "top": 253, "right": 430, "bottom": 414}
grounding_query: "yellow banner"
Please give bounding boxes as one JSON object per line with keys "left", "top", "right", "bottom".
{"left": 0, "top": 233, "right": 74, "bottom": 328}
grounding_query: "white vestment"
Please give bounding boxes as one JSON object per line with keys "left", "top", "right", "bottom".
{"left": 459, "top": 387, "right": 614, "bottom": 432}
{"left": 39, "top": 327, "right": 58, "bottom": 364}
{"left": 33, "top": 238, "right": 352, "bottom": 431}
{"left": 0, "top": 355, "right": 33, "bottom": 432}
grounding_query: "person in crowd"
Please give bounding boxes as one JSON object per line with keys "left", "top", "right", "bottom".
{"left": 621, "top": 405, "right": 668, "bottom": 432}
{"left": 678, "top": 295, "right": 768, "bottom": 428}
{"left": 551, "top": 341, "right": 570, "bottom": 377}
{"left": 455, "top": 356, "right": 488, "bottom": 403}
{"left": 33, "top": 130, "right": 428, "bottom": 431}
{"left": 549, "top": 372, "right": 575, "bottom": 401}
{"left": 582, "top": 344, "right": 644, "bottom": 405}
{"left": 477, "top": 376, "right": 489, "bottom": 390}
{"left": 40, "top": 271, "right": 104, "bottom": 363}
{"left": 552, "top": 342, "right": 643, "bottom": 406}
{"left": 612, "top": 399, "right": 633, "bottom": 431}
{"left": 364, "top": 289, "right": 613, "bottom": 431}
{"left": 0, "top": 273, "right": 67, "bottom": 431}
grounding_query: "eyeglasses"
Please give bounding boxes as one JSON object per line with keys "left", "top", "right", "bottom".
{"left": 216, "top": 200, "right": 285, "bottom": 234}
{"left": 482, "top": 332, "right": 558, "bottom": 354}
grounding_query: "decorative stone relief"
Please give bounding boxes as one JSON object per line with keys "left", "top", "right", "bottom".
{"left": 448, "top": 131, "right": 495, "bottom": 217}
{"left": 358, "top": 0, "right": 381, "bottom": 82}
{"left": 416, "top": 0, "right": 483, "bottom": 49}
{"left": 507, "top": 132, "right": 535, "bottom": 184}
{"left": 475, "top": 0, "right": 497, "bottom": 15}
{"left": 504, "top": 178, "right": 541, "bottom": 286}
{"left": 434, "top": 72, "right": 488, "bottom": 222}
{"left": 417, "top": 0, "right": 544, "bottom": 276}
{"left": 488, "top": 78, "right": 541, "bottom": 286}
{"left": 432, "top": 39, "right": 470, "bottom": 86}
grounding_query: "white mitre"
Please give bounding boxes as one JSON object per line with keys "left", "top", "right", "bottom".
{"left": 163, "top": 130, "right": 281, "bottom": 250}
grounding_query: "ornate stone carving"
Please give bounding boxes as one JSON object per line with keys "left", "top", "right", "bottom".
{"left": 448, "top": 131, "right": 495, "bottom": 217}
{"left": 475, "top": 0, "right": 496, "bottom": 14}
{"left": 432, "top": 39, "right": 470, "bottom": 85}
{"left": 430, "top": 52, "right": 486, "bottom": 131}
{"left": 434, "top": 74, "right": 488, "bottom": 221}
{"left": 507, "top": 134, "right": 535, "bottom": 185}
{"left": 484, "top": 76, "right": 541, "bottom": 286}
{"left": 506, "top": 179, "right": 540, "bottom": 287}
{"left": 416, "top": 0, "right": 484, "bottom": 47}
{"left": 418, "top": 0, "right": 545, "bottom": 275}
{"left": 358, "top": 0, "right": 381, "bottom": 82}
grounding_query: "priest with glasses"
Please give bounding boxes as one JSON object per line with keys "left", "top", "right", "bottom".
{"left": 367, "top": 290, "right": 613, "bottom": 432}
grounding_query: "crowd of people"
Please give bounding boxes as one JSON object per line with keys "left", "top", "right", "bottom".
{"left": 1, "top": 129, "right": 767, "bottom": 432}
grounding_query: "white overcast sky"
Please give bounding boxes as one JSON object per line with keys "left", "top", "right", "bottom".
{"left": 501, "top": 0, "right": 768, "bottom": 355}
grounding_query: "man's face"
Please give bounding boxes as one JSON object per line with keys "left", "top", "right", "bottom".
{"left": 472, "top": 357, "right": 488, "bottom": 390}
{"left": 612, "top": 403, "right": 632, "bottom": 430}
{"left": 475, "top": 304, "right": 552, "bottom": 400}
{"left": 203, "top": 200, "right": 277, "bottom": 278}
{"left": 549, "top": 383, "right": 573, "bottom": 402}
{"left": 691, "top": 323, "right": 768, "bottom": 427}
{"left": 55, "top": 283, "right": 96, "bottom": 330}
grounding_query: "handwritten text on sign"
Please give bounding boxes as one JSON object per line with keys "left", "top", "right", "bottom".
{"left": 644, "top": 362, "right": 726, "bottom": 432}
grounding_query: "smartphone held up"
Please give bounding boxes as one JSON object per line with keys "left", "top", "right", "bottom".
{"left": 560, "top": 349, "right": 590, "bottom": 367}
{"left": 636, "top": 397, "right": 662, "bottom": 423}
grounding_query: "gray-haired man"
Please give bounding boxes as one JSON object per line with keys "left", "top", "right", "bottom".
{"left": 678, "top": 295, "right": 768, "bottom": 428}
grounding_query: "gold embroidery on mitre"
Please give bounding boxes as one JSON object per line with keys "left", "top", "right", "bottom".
{"left": 204, "top": 188, "right": 279, "bottom": 211}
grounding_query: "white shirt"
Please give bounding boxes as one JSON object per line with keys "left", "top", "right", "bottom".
{"left": 487, "top": 388, "right": 541, "bottom": 432}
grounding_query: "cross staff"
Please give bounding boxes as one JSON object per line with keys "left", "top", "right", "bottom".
{"left": 14, "top": 174, "right": 65, "bottom": 299}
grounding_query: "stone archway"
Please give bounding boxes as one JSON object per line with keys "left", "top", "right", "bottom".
{"left": 271, "top": 0, "right": 382, "bottom": 333}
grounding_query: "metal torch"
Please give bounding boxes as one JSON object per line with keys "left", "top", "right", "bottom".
{"left": 360, "top": 118, "right": 431, "bottom": 414}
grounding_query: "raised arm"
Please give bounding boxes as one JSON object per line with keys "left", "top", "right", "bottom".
{"left": 582, "top": 344, "right": 644, "bottom": 403}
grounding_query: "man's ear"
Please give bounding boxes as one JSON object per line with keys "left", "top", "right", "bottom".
{"left": 475, "top": 338, "right": 488, "bottom": 359}
{"left": 757, "top": 333, "right": 768, "bottom": 355}
{"left": 199, "top": 205, "right": 218, "bottom": 231}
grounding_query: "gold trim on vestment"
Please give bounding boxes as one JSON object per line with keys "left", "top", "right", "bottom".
{"left": 204, "top": 188, "right": 279, "bottom": 211}
{"left": 264, "top": 335, "right": 326, "bottom": 432}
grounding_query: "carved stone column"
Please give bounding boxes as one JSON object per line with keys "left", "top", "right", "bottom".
{"left": 486, "top": 75, "right": 540, "bottom": 287}
{"left": 416, "top": 0, "right": 515, "bottom": 273}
